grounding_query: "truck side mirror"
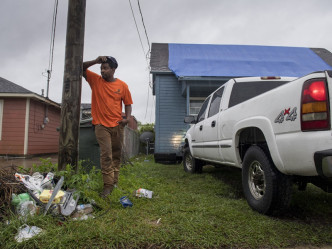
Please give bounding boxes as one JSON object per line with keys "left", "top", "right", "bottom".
{"left": 184, "top": 115, "right": 197, "bottom": 124}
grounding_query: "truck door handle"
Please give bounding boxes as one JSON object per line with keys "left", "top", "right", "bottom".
{"left": 199, "top": 125, "right": 203, "bottom": 131}
{"left": 211, "top": 121, "right": 216, "bottom": 127}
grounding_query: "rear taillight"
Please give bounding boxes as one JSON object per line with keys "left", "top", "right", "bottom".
{"left": 301, "top": 79, "right": 330, "bottom": 131}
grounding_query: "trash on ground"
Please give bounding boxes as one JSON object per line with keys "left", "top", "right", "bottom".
{"left": 14, "top": 172, "right": 48, "bottom": 192}
{"left": 17, "top": 200, "right": 37, "bottom": 217}
{"left": 11, "top": 193, "right": 38, "bottom": 218}
{"left": 10, "top": 172, "right": 87, "bottom": 220}
{"left": 43, "top": 176, "right": 64, "bottom": 215}
{"left": 60, "top": 191, "right": 80, "bottom": 216}
{"left": 120, "top": 196, "right": 133, "bottom": 207}
{"left": 72, "top": 214, "right": 95, "bottom": 221}
{"left": 135, "top": 188, "right": 153, "bottom": 198}
{"left": 39, "top": 189, "right": 65, "bottom": 204}
{"left": 40, "top": 172, "right": 54, "bottom": 189}
{"left": 11, "top": 193, "right": 31, "bottom": 206}
{"left": 72, "top": 204, "right": 94, "bottom": 218}
{"left": 15, "top": 224, "right": 43, "bottom": 243}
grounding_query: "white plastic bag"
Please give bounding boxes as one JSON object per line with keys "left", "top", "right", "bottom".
{"left": 14, "top": 173, "right": 43, "bottom": 192}
{"left": 15, "top": 224, "right": 43, "bottom": 243}
{"left": 17, "top": 201, "right": 37, "bottom": 217}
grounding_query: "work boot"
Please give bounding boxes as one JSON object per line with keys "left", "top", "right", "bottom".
{"left": 100, "top": 186, "right": 114, "bottom": 198}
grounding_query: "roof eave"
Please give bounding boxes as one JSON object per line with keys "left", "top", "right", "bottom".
{"left": 178, "top": 76, "right": 234, "bottom": 81}
{"left": 150, "top": 70, "right": 173, "bottom": 75}
{"left": 0, "top": 93, "right": 60, "bottom": 108}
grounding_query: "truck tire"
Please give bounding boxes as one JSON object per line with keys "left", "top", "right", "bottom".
{"left": 242, "top": 145, "right": 292, "bottom": 215}
{"left": 183, "top": 147, "right": 203, "bottom": 173}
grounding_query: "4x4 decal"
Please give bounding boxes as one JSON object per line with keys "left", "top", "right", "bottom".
{"left": 274, "top": 107, "right": 297, "bottom": 123}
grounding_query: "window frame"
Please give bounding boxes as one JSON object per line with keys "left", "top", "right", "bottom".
{"left": 189, "top": 97, "right": 206, "bottom": 116}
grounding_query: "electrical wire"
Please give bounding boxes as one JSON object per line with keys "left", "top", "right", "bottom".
{"left": 128, "top": 0, "right": 146, "bottom": 58}
{"left": 137, "top": 0, "right": 151, "bottom": 59}
{"left": 129, "top": 0, "right": 153, "bottom": 122}
{"left": 48, "top": 0, "right": 58, "bottom": 73}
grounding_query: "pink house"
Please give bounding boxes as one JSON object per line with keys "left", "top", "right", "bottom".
{"left": 0, "top": 77, "right": 61, "bottom": 157}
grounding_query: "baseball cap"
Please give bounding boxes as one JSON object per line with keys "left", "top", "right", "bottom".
{"left": 106, "top": 56, "right": 118, "bottom": 69}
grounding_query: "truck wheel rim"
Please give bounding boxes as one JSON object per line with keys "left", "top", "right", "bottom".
{"left": 248, "top": 160, "right": 266, "bottom": 200}
{"left": 185, "top": 153, "right": 193, "bottom": 170}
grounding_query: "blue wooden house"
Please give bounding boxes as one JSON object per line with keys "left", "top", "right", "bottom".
{"left": 150, "top": 43, "right": 332, "bottom": 163}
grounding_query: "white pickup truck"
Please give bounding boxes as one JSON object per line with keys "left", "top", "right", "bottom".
{"left": 183, "top": 70, "right": 332, "bottom": 215}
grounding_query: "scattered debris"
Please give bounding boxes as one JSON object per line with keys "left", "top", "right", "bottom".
{"left": 72, "top": 204, "right": 94, "bottom": 219}
{"left": 60, "top": 191, "right": 80, "bottom": 216}
{"left": 135, "top": 188, "right": 153, "bottom": 198}
{"left": 3, "top": 169, "right": 157, "bottom": 244}
{"left": 120, "top": 196, "right": 133, "bottom": 208}
{"left": 3, "top": 170, "right": 96, "bottom": 223}
{"left": 15, "top": 224, "right": 43, "bottom": 243}
{"left": 0, "top": 166, "right": 26, "bottom": 218}
{"left": 42, "top": 176, "right": 64, "bottom": 215}
{"left": 39, "top": 189, "right": 65, "bottom": 204}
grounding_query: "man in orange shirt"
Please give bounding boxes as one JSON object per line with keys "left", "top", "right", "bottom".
{"left": 83, "top": 56, "right": 133, "bottom": 197}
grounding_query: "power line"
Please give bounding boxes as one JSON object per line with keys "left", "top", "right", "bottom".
{"left": 48, "top": 0, "right": 58, "bottom": 73}
{"left": 137, "top": 0, "right": 151, "bottom": 58}
{"left": 43, "top": 0, "right": 58, "bottom": 98}
{"left": 128, "top": 0, "right": 146, "bottom": 58}
{"left": 129, "top": 0, "right": 153, "bottom": 122}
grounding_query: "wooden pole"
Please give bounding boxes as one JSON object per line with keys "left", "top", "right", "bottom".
{"left": 58, "top": 0, "right": 86, "bottom": 171}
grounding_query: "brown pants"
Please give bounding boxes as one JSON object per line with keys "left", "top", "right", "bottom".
{"left": 95, "top": 124, "right": 124, "bottom": 188}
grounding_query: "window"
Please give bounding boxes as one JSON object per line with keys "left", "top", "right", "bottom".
{"left": 228, "top": 81, "right": 289, "bottom": 108}
{"left": 0, "top": 100, "right": 3, "bottom": 140}
{"left": 196, "top": 96, "right": 211, "bottom": 122}
{"left": 208, "top": 87, "right": 224, "bottom": 117}
{"left": 189, "top": 97, "right": 205, "bottom": 115}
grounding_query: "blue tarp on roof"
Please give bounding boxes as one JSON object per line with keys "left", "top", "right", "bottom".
{"left": 168, "top": 44, "right": 332, "bottom": 77}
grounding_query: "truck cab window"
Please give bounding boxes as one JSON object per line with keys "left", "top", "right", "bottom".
{"left": 208, "top": 87, "right": 224, "bottom": 117}
{"left": 196, "top": 96, "right": 211, "bottom": 122}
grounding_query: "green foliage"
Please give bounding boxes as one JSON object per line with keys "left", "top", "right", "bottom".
{"left": 31, "top": 157, "right": 57, "bottom": 173}
{"left": 28, "top": 158, "right": 103, "bottom": 203}
{"left": 1, "top": 155, "right": 332, "bottom": 248}
{"left": 138, "top": 122, "right": 154, "bottom": 135}
{"left": 57, "top": 163, "right": 102, "bottom": 194}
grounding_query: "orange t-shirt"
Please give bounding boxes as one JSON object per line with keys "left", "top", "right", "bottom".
{"left": 85, "top": 70, "right": 133, "bottom": 127}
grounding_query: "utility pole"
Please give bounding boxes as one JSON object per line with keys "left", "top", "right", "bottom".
{"left": 58, "top": 0, "right": 86, "bottom": 171}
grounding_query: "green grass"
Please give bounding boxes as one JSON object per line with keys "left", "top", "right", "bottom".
{"left": 1, "top": 155, "right": 332, "bottom": 248}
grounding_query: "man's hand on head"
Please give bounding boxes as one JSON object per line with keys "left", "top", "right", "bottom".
{"left": 96, "top": 56, "right": 108, "bottom": 64}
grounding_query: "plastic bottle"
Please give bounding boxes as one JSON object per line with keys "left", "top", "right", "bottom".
{"left": 17, "top": 201, "right": 37, "bottom": 217}
{"left": 11, "top": 193, "right": 31, "bottom": 207}
{"left": 76, "top": 204, "right": 92, "bottom": 211}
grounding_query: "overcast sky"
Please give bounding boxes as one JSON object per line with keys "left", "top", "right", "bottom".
{"left": 1, "top": 0, "right": 332, "bottom": 124}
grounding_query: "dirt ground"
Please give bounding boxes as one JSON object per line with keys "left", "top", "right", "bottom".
{"left": 0, "top": 154, "right": 58, "bottom": 170}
